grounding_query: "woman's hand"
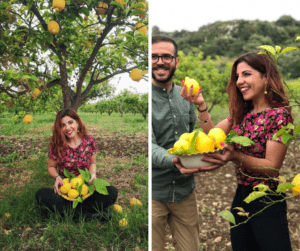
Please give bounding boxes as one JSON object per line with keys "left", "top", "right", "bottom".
{"left": 89, "top": 173, "right": 97, "bottom": 184}
{"left": 54, "top": 176, "right": 63, "bottom": 194}
{"left": 180, "top": 80, "right": 205, "bottom": 106}
{"left": 201, "top": 143, "right": 238, "bottom": 166}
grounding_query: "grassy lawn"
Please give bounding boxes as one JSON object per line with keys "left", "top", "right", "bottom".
{"left": 0, "top": 112, "right": 148, "bottom": 250}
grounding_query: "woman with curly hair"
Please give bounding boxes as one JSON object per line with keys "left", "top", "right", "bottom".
{"left": 35, "top": 108, "right": 118, "bottom": 221}
{"left": 179, "top": 52, "right": 293, "bottom": 250}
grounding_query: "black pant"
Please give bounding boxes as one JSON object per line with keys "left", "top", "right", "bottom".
{"left": 230, "top": 184, "right": 292, "bottom": 251}
{"left": 35, "top": 186, "right": 118, "bottom": 217}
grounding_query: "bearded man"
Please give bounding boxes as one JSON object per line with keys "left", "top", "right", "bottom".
{"left": 151, "top": 36, "right": 201, "bottom": 251}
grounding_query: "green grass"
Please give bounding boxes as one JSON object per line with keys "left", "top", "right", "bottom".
{"left": 0, "top": 111, "right": 148, "bottom": 250}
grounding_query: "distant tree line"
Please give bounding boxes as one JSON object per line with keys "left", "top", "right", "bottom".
{"left": 152, "top": 15, "right": 300, "bottom": 79}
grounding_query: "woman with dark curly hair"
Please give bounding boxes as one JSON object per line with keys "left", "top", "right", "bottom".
{"left": 35, "top": 108, "right": 118, "bottom": 221}
{"left": 180, "top": 52, "right": 293, "bottom": 250}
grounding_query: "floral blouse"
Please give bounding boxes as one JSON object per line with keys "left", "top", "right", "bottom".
{"left": 48, "top": 135, "right": 98, "bottom": 177}
{"left": 229, "top": 107, "right": 293, "bottom": 188}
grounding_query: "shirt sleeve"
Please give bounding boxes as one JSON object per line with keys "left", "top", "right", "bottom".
{"left": 152, "top": 127, "right": 177, "bottom": 170}
{"left": 267, "top": 108, "right": 293, "bottom": 143}
{"left": 48, "top": 147, "right": 58, "bottom": 160}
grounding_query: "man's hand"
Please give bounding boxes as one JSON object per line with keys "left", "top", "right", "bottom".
{"left": 173, "top": 157, "right": 200, "bottom": 176}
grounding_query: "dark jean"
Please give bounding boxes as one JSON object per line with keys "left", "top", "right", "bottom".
{"left": 35, "top": 186, "right": 118, "bottom": 218}
{"left": 230, "top": 184, "right": 292, "bottom": 251}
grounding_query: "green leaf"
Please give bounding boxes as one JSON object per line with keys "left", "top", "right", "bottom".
{"left": 257, "top": 45, "right": 276, "bottom": 55}
{"left": 295, "top": 125, "right": 300, "bottom": 135}
{"left": 276, "top": 182, "right": 296, "bottom": 193}
{"left": 281, "top": 47, "right": 299, "bottom": 54}
{"left": 275, "top": 46, "right": 281, "bottom": 53}
{"left": 46, "top": 33, "right": 53, "bottom": 44}
{"left": 77, "top": 196, "right": 83, "bottom": 203}
{"left": 64, "top": 168, "right": 71, "bottom": 179}
{"left": 73, "top": 199, "right": 79, "bottom": 209}
{"left": 237, "top": 212, "right": 249, "bottom": 217}
{"left": 244, "top": 191, "right": 266, "bottom": 204}
{"left": 77, "top": 183, "right": 83, "bottom": 195}
{"left": 92, "top": 178, "right": 109, "bottom": 195}
{"left": 79, "top": 7, "right": 89, "bottom": 16}
{"left": 218, "top": 210, "right": 236, "bottom": 225}
{"left": 253, "top": 183, "right": 271, "bottom": 192}
{"left": 28, "top": 82, "right": 35, "bottom": 93}
{"left": 225, "top": 131, "right": 255, "bottom": 146}
{"left": 110, "top": 1, "right": 124, "bottom": 9}
{"left": 22, "top": 57, "right": 27, "bottom": 64}
{"left": 88, "top": 184, "right": 94, "bottom": 196}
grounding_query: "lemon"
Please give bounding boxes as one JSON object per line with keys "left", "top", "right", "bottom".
{"left": 48, "top": 21, "right": 59, "bottom": 34}
{"left": 32, "top": 88, "right": 40, "bottom": 99}
{"left": 68, "top": 189, "right": 79, "bottom": 199}
{"left": 179, "top": 133, "right": 193, "bottom": 143}
{"left": 23, "top": 114, "right": 33, "bottom": 124}
{"left": 129, "top": 198, "right": 142, "bottom": 206}
{"left": 119, "top": 218, "right": 128, "bottom": 227}
{"left": 60, "top": 183, "right": 72, "bottom": 194}
{"left": 115, "top": 0, "right": 125, "bottom": 6}
{"left": 97, "top": 2, "right": 108, "bottom": 15}
{"left": 196, "top": 135, "right": 215, "bottom": 153}
{"left": 113, "top": 204, "right": 123, "bottom": 213}
{"left": 52, "top": 0, "right": 65, "bottom": 11}
{"left": 70, "top": 177, "right": 83, "bottom": 189}
{"left": 80, "top": 184, "right": 89, "bottom": 196}
{"left": 184, "top": 77, "right": 200, "bottom": 96}
{"left": 292, "top": 186, "right": 300, "bottom": 197}
{"left": 62, "top": 178, "right": 70, "bottom": 185}
{"left": 173, "top": 139, "right": 190, "bottom": 152}
{"left": 77, "top": 174, "right": 84, "bottom": 181}
{"left": 292, "top": 174, "right": 300, "bottom": 197}
{"left": 130, "top": 68, "right": 142, "bottom": 82}
{"left": 135, "top": 23, "right": 147, "bottom": 35}
{"left": 208, "top": 128, "right": 226, "bottom": 149}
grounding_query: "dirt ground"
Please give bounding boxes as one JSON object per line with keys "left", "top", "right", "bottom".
{"left": 164, "top": 140, "right": 300, "bottom": 251}
{"left": 0, "top": 126, "right": 148, "bottom": 206}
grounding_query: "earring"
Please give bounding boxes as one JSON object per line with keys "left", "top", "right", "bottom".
{"left": 264, "top": 85, "right": 267, "bottom": 95}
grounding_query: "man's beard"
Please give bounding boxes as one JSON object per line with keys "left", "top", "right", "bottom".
{"left": 152, "top": 65, "right": 176, "bottom": 84}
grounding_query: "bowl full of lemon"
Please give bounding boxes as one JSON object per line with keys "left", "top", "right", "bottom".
{"left": 168, "top": 128, "right": 226, "bottom": 168}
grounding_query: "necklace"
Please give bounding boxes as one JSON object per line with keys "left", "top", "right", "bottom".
{"left": 69, "top": 139, "right": 82, "bottom": 148}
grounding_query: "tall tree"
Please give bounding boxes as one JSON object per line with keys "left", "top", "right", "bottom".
{"left": 0, "top": 0, "right": 148, "bottom": 111}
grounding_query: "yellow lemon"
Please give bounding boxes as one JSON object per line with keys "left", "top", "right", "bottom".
{"left": 62, "top": 178, "right": 70, "bottom": 185}
{"left": 52, "top": 0, "right": 65, "bottom": 11}
{"left": 48, "top": 21, "right": 59, "bottom": 34}
{"left": 130, "top": 68, "right": 142, "bottom": 82}
{"left": 80, "top": 184, "right": 89, "bottom": 196}
{"left": 70, "top": 177, "right": 83, "bottom": 189}
{"left": 77, "top": 174, "right": 84, "bottom": 181}
{"left": 292, "top": 173, "right": 300, "bottom": 185}
{"left": 113, "top": 204, "right": 123, "bottom": 213}
{"left": 23, "top": 114, "right": 33, "bottom": 124}
{"left": 184, "top": 77, "right": 200, "bottom": 96}
{"left": 97, "top": 2, "right": 108, "bottom": 15}
{"left": 115, "top": 0, "right": 125, "bottom": 6}
{"left": 129, "top": 198, "right": 142, "bottom": 206}
{"left": 68, "top": 189, "right": 79, "bottom": 199}
{"left": 32, "top": 88, "right": 40, "bottom": 99}
{"left": 60, "top": 183, "right": 72, "bottom": 194}
{"left": 119, "top": 218, "right": 128, "bottom": 227}
{"left": 173, "top": 139, "right": 190, "bottom": 152}
{"left": 196, "top": 135, "right": 215, "bottom": 153}
{"left": 135, "top": 23, "right": 147, "bottom": 35}
{"left": 292, "top": 186, "right": 300, "bottom": 197}
{"left": 208, "top": 128, "right": 226, "bottom": 149}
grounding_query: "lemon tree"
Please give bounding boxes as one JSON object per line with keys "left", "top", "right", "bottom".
{"left": 0, "top": 0, "right": 148, "bottom": 114}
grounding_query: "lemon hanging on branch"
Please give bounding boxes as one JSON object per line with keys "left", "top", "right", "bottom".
{"left": 97, "top": 2, "right": 108, "bottom": 15}
{"left": 135, "top": 23, "right": 147, "bottom": 35}
{"left": 48, "top": 21, "right": 59, "bottom": 34}
{"left": 52, "top": 0, "right": 65, "bottom": 11}
{"left": 115, "top": 0, "right": 126, "bottom": 7}
{"left": 31, "top": 88, "right": 41, "bottom": 99}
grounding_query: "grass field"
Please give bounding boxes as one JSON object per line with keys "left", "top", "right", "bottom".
{"left": 0, "top": 112, "right": 148, "bottom": 251}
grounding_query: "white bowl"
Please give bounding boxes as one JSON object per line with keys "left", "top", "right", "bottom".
{"left": 177, "top": 149, "right": 223, "bottom": 169}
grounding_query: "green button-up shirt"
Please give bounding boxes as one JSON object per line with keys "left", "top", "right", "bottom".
{"left": 152, "top": 83, "right": 196, "bottom": 203}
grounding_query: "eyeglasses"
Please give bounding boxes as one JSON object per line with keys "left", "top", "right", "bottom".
{"left": 152, "top": 54, "right": 176, "bottom": 64}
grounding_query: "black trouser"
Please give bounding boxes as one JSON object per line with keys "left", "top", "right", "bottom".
{"left": 35, "top": 186, "right": 118, "bottom": 217}
{"left": 230, "top": 184, "right": 292, "bottom": 251}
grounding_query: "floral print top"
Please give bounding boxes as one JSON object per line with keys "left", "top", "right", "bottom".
{"left": 229, "top": 107, "right": 293, "bottom": 188}
{"left": 48, "top": 135, "right": 98, "bottom": 177}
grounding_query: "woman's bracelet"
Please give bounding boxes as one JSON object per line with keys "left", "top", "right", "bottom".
{"left": 54, "top": 175, "right": 61, "bottom": 180}
{"left": 91, "top": 174, "right": 96, "bottom": 179}
{"left": 197, "top": 106, "right": 208, "bottom": 113}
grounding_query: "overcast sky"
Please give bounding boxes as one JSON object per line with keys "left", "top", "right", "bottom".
{"left": 150, "top": 0, "right": 300, "bottom": 32}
